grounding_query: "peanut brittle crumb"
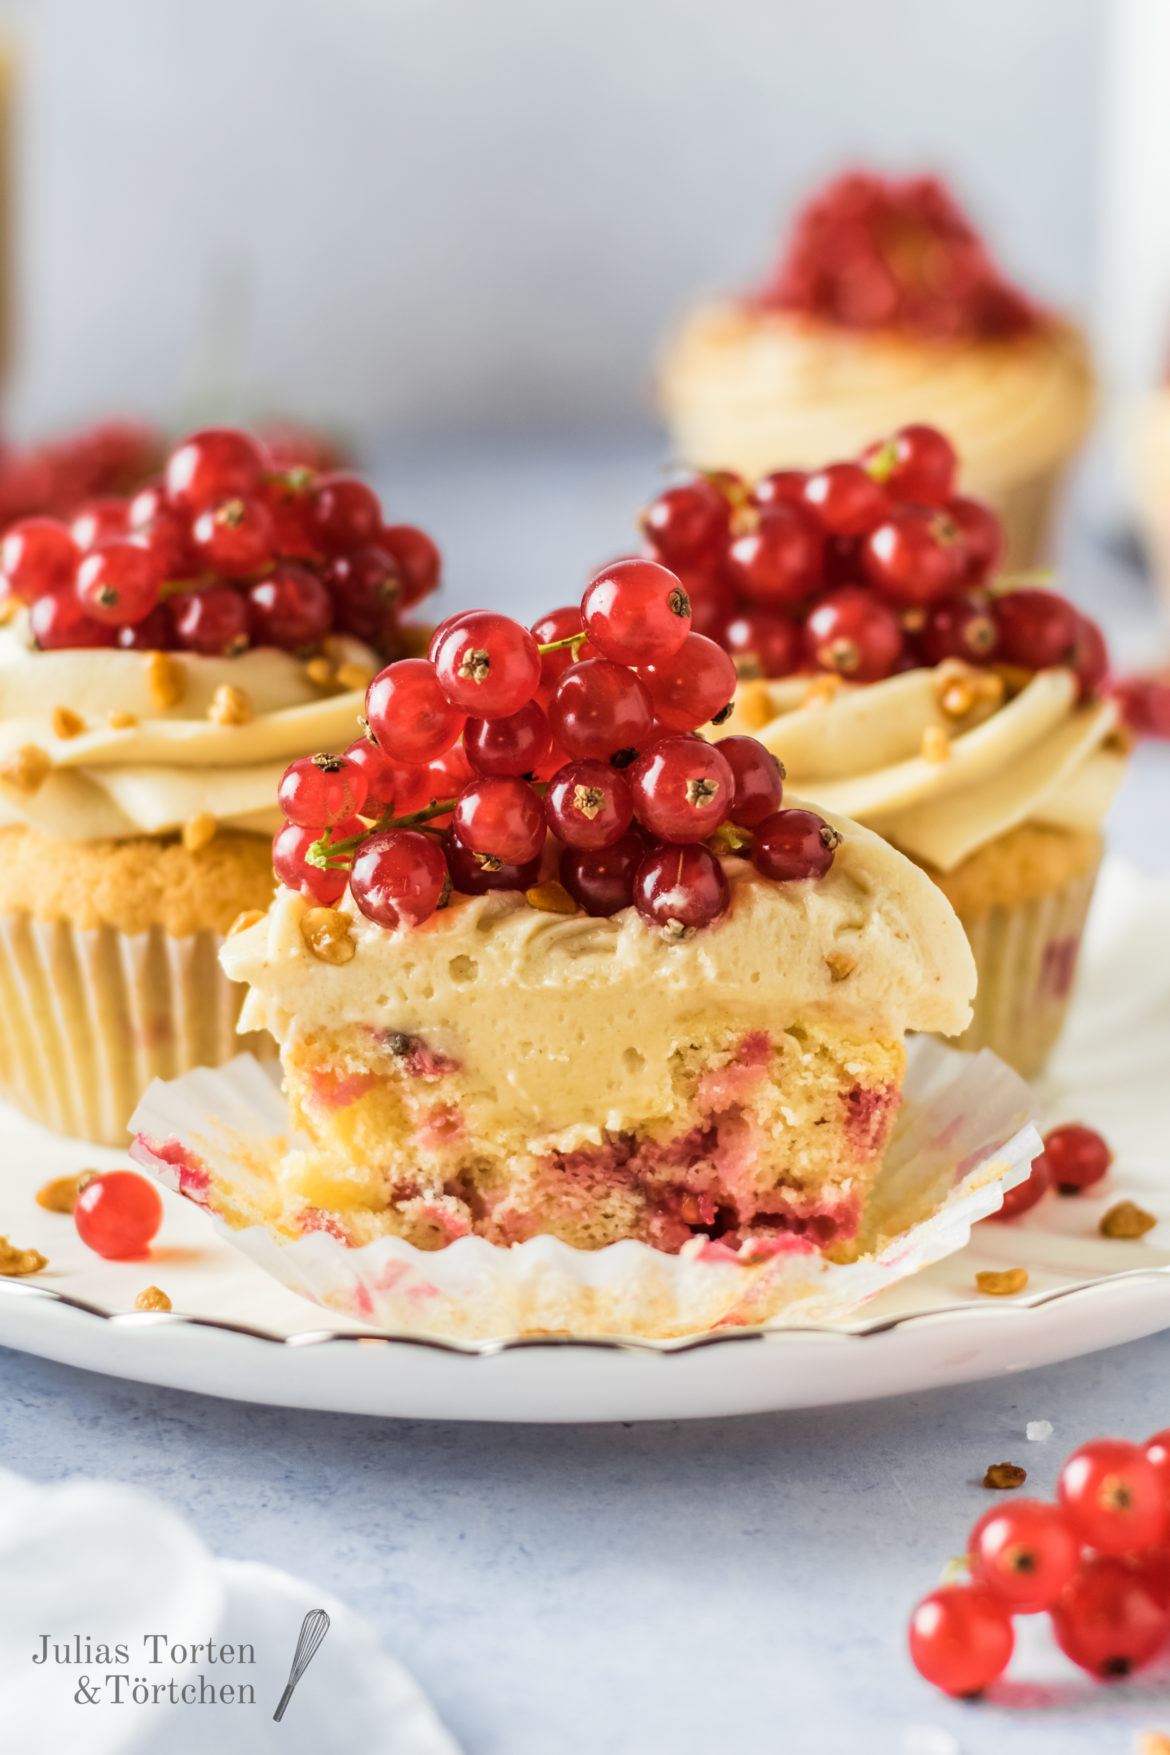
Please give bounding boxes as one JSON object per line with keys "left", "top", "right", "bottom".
{"left": 35, "top": 1171, "right": 96, "bottom": 1214}
{"left": 52, "top": 706, "right": 85, "bottom": 739}
{"left": 983, "top": 1461, "right": 1027, "bottom": 1490}
{"left": 0, "top": 1236, "right": 48, "bottom": 1276}
{"left": 335, "top": 661, "right": 375, "bottom": 691}
{"left": 824, "top": 950, "right": 857, "bottom": 983}
{"left": 107, "top": 708, "right": 139, "bottom": 730}
{"left": 304, "top": 656, "right": 336, "bottom": 688}
{"left": 0, "top": 744, "right": 51, "bottom": 795}
{"left": 1100, "top": 1200, "right": 1157, "bottom": 1240}
{"left": 228, "top": 908, "right": 265, "bottom": 937}
{"left": 208, "top": 683, "right": 253, "bottom": 726}
{"left": 144, "top": 651, "right": 185, "bottom": 710}
{"left": 736, "top": 678, "right": 774, "bottom": 727}
{"left": 526, "top": 881, "right": 578, "bottom": 915}
{"left": 182, "top": 812, "right": 218, "bottom": 854}
{"left": 975, "top": 1267, "right": 1029, "bottom": 1296}
{"left": 802, "top": 673, "right": 842, "bottom": 708}
{"left": 300, "top": 906, "right": 356, "bottom": 964}
{"left": 134, "top": 1285, "right": 172, "bottom": 1312}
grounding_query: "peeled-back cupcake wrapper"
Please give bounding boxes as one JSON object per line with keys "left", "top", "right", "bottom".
{"left": 950, "top": 857, "right": 1101, "bottom": 1082}
{"left": 128, "top": 1039, "right": 1041, "bottom": 1341}
{"left": 0, "top": 915, "right": 274, "bottom": 1147}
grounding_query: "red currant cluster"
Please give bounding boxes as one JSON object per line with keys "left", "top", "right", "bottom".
{"left": 910, "top": 1431, "right": 1170, "bottom": 1695}
{"left": 0, "top": 418, "right": 161, "bottom": 530}
{"left": 994, "top": 1122, "right": 1112, "bottom": 1221}
{"left": 0, "top": 425, "right": 439, "bottom": 659}
{"left": 758, "top": 170, "right": 1038, "bottom": 340}
{"left": 274, "top": 561, "right": 839, "bottom": 936}
{"left": 631, "top": 423, "right": 1107, "bottom": 698}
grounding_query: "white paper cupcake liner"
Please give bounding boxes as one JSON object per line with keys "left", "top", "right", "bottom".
{"left": 128, "top": 1038, "right": 1041, "bottom": 1341}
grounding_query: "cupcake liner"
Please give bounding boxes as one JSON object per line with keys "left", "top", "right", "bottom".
{"left": 949, "top": 854, "right": 1102, "bottom": 1081}
{"left": 127, "top": 1039, "right": 1041, "bottom": 1341}
{"left": 0, "top": 910, "right": 274, "bottom": 1147}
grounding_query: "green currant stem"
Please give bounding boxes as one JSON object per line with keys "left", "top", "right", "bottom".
{"left": 535, "top": 632, "right": 587, "bottom": 657}
{"left": 306, "top": 796, "right": 459, "bottom": 869}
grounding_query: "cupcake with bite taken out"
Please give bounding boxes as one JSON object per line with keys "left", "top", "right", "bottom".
{"left": 658, "top": 171, "right": 1095, "bottom": 568}
{"left": 0, "top": 425, "right": 441, "bottom": 1145}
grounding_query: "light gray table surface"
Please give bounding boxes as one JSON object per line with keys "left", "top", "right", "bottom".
{"left": 2, "top": 433, "right": 1170, "bottom": 1755}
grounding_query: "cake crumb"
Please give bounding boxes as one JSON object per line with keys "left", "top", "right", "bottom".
{"left": 208, "top": 683, "right": 253, "bottom": 726}
{"left": 1100, "top": 1200, "right": 1157, "bottom": 1240}
{"left": 52, "top": 706, "right": 85, "bottom": 739}
{"left": 144, "top": 651, "right": 185, "bottom": 710}
{"left": 1026, "top": 1420, "right": 1053, "bottom": 1442}
{"left": 0, "top": 743, "right": 51, "bottom": 795}
{"left": 107, "top": 708, "right": 139, "bottom": 730}
{"left": 182, "top": 812, "right": 218, "bottom": 854}
{"left": 922, "top": 726, "right": 951, "bottom": 764}
{"left": 300, "top": 906, "right": 356, "bottom": 964}
{"left": 227, "top": 908, "right": 265, "bottom": 937}
{"left": 825, "top": 950, "right": 857, "bottom": 983}
{"left": 526, "top": 881, "right": 578, "bottom": 915}
{"left": 35, "top": 1171, "right": 95, "bottom": 1214}
{"left": 336, "top": 661, "right": 375, "bottom": 691}
{"left": 0, "top": 1236, "right": 48, "bottom": 1276}
{"left": 976, "top": 1267, "right": 1029, "bottom": 1296}
{"left": 134, "top": 1285, "right": 172, "bottom": 1312}
{"left": 983, "top": 1461, "right": 1027, "bottom": 1490}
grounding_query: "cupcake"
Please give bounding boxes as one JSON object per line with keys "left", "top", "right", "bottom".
{"left": 1133, "top": 376, "right": 1170, "bottom": 611}
{"left": 208, "top": 573, "right": 974, "bottom": 1291}
{"left": 623, "top": 428, "right": 1124, "bottom": 1080}
{"left": 658, "top": 171, "right": 1095, "bottom": 568}
{"left": 0, "top": 425, "right": 440, "bottom": 1144}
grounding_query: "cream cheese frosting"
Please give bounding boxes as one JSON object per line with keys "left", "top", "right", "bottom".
{"left": 657, "top": 306, "right": 1095, "bottom": 494}
{"left": 0, "top": 622, "right": 377, "bottom": 841}
{"left": 221, "top": 811, "right": 975, "bottom": 1150}
{"left": 721, "top": 665, "right": 1124, "bottom": 872}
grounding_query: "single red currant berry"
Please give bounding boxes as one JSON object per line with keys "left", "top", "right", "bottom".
{"left": 29, "top": 591, "right": 118, "bottom": 650}
{"left": 365, "top": 658, "right": 465, "bottom": 766}
{"left": 71, "top": 497, "right": 130, "bottom": 552}
{"left": 170, "top": 586, "right": 250, "bottom": 656}
{"left": 1, "top": 516, "right": 81, "bottom": 602}
{"left": 129, "top": 490, "right": 198, "bottom": 580}
{"left": 191, "top": 495, "right": 274, "bottom": 579}
{"left": 721, "top": 609, "right": 802, "bottom": 679}
{"left": 165, "top": 426, "right": 267, "bottom": 514}
{"left": 862, "top": 424, "right": 957, "bottom": 505}
{"left": 628, "top": 737, "right": 733, "bottom": 842}
{"left": 802, "top": 462, "right": 887, "bottom": 536}
{"left": 918, "top": 593, "right": 999, "bottom": 666}
{"left": 1058, "top": 1438, "right": 1166, "bottom": 1554}
{"left": 805, "top": 586, "right": 905, "bottom": 681}
{"left": 968, "top": 1500, "right": 1081, "bottom": 1613}
{"left": 642, "top": 633, "right": 737, "bottom": 732}
{"left": 990, "top": 1148, "right": 1051, "bottom": 1221}
{"left": 1138, "top": 1546, "right": 1170, "bottom": 1611}
{"left": 278, "top": 752, "right": 369, "bottom": 829}
{"left": 751, "top": 469, "right": 808, "bottom": 511}
{"left": 1071, "top": 613, "right": 1108, "bottom": 701}
{"left": 1043, "top": 1123, "right": 1112, "bottom": 1195}
{"left": 581, "top": 557, "right": 693, "bottom": 664}
{"left": 994, "top": 589, "right": 1078, "bottom": 669}
{"left": 559, "top": 831, "right": 646, "bottom": 916}
{"left": 311, "top": 473, "right": 382, "bottom": 554}
{"left": 74, "top": 1170, "right": 164, "bottom": 1260}
{"left": 639, "top": 479, "right": 731, "bottom": 569}
{"left": 862, "top": 506, "right": 963, "bottom": 606}
{"left": 432, "top": 611, "right": 542, "bottom": 719}
{"left": 326, "top": 546, "right": 402, "bottom": 642}
{"left": 1050, "top": 1557, "right": 1168, "bottom": 1678}
{"left": 379, "top": 524, "right": 440, "bottom": 606}
{"left": 948, "top": 495, "right": 1003, "bottom": 584}
{"left": 343, "top": 737, "right": 419, "bottom": 814}
{"left": 907, "top": 1585, "right": 1014, "bottom": 1698}
{"left": 1144, "top": 1432, "right": 1170, "bottom": 1516}
{"left": 545, "top": 759, "right": 634, "bottom": 850}
{"left": 430, "top": 741, "right": 492, "bottom": 822}
{"left": 248, "top": 562, "right": 333, "bottom": 650}
{"left": 465, "top": 698, "right": 552, "bottom": 777}
{"left": 531, "top": 605, "right": 598, "bottom": 685}
{"left": 116, "top": 602, "right": 176, "bottom": 651}
{"left": 678, "top": 565, "right": 736, "bottom": 640}
{"left": 76, "top": 541, "right": 162, "bottom": 626}
{"left": 715, "top": 736, "right": 784, "bottom": 827}
{"left": 725, "top": 505, "right": 823, "bottom": 608}
{"left": 453, "top": 775, "right": 545, "bottom": 865}
{"left": 349, "top": 828, "right": 448, "bottom": 929}
{"left": 441, "top": 825, "right": 541, "bottom": 896}
{"left": 258, "top": 469, "right": 325, "bottom": 563}
{"left": 272, "top": 818, "right": 362, "bottom": 905}
{"left": 752, "top": 808, "right": 840, "bottom": 882}
{"left": 548, "top": 658, "right": 654, "bottom": 761}
{"left": 633, "top": 842, "right": 730, "bottom": 934}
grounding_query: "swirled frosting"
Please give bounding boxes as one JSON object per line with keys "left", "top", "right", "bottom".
{"left": 0, "top": 621, "right": 377, "bottom": 842}
{"left": 657, "top": 306, "right": 1095, "bottom": 493}
{"left": 720, "top": 664, "right": 1124, "bottom": 872}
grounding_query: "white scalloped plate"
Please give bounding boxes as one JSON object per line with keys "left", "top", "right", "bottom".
{"left": 0, "top": 858, "right": 1167, "bottom": 1423}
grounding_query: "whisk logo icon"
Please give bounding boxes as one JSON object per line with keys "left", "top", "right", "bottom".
{"left": 273, "top": 1609, "right": 330, "bottom": 1723}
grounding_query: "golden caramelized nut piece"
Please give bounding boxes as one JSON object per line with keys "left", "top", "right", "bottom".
{"left": 52, "top": 706, "right": 85, "bottom": 739}
{"left": 335, "top": 661, "right": 375, "bottom": 692}
{"left": 525, "top": 881, "right": 578, "bottom": 915}
{"left": 304, "top": 655, "right": 336, "bottom": 689}
{"left": 824, "top": 950, "right": 857, "bottom": 983}
{"left": 0, "top": 744, "right": 51, "bottom": 796}
{"left": 983, "top": 1461, "right": 1027, "bottom": 1490}
{"left": 135, "top": 1285, "right": 172, "bottom": 1312}
{"left": 144, "top": 650, "right": 185, "bottom": 710}
{"left": 208, "top": 683, "right": 253, "bottom": 726}
{"left": 975, "top": 1267, "right": 1029, "bottom": 1296}
{"left": 802, "top": 673, "right": 842, "bottom": 709}
{"left": 0, "top": 1236, "right": 48, "bottom": 1277}
{"left": 182, "top": 812, "right": 218, "bottom": 854}
{"left": 35, "top": 1171, "right": 96, "bottom": 1214}
{"left": 1100, "top": 1200, "right": 1157, "bottom": 1240}
{"left": 107, "top": 708, "right": 139, "bottom": 730}
{"left": 300, "top": 906, "right": 356, "bottom": 964}
{"left": 227, "top": 908, "right": 265, "bottom": 937}
{"left": 921, "top": 726, "right": 951, "bottom": 764}
{"left": 736, "top": 678, "right": 774, "bottom": 728}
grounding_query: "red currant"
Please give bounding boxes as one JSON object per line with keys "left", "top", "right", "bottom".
{"left": 581, "top": 557, "right": 692, "bottom": 664}
{"left": 71, "top": 497, "right": 130, "bottom": 551}
{"left": 805, "top": 586, "right": 904, "bottom": 681}
{"left": 191, "top": 495, "right": 274, "bottom": 579}
{"left": 342, "top": 737, "right": 417, "bottom": 814}
{"left": 259, "top": 470, "right": 325, "bottom": 563}
{"left": 968, "top": 1499, "right": 1080, "bottom": 1613}
{"left": 279, "top": 752, "right": 369, "bottom": 829}
{"left": 365, "top": 658, "right": 465, "bottom": 766}
{"left": 165, "top": 427, "right": 267, "bottom": 514}
{"left": 862, "top": 506, "right": 963, "bottom": 606}
{"left": 170, "top": 586, "right": 250, "bottom": 656}
{"left": 726, "top": 505, "right": 823, "bottom": 608}
{"left": 311, "top": 473, "right": 382, "bottom": 554}
{"left": 994, "top": 589, "right": 1078, "bottom": 669}
{"left": 29, "top": 591, "right": 117, "bottom": 650}
{"left": 918, "top": 593, "right": 999, "bottom": 666}
{"left": 1058, "top": 1438, "right": 1166, "bottom": 1554}
{"left": 948, "top": 496, "right": 1003, "bottom": 584}
{"left": 75, "top": 541, "right": 162, "bottom": 625}
{"left": 129, "top": 489, "right": 197, "bottom": 580}
{"left": 1, "top": 516, "right": 80, "bottom": 603}
{"left": 639, "top": 479, "right": 731, "bottom": 568}
{"left": 991, "top": 1148, "right": 1051, "bottom": 1221}
{"left": 1145, "top": 1431, "right": 1170, "bottom": 1516}
{"left": 633, "top": 842, "right": 730, "bottom": 934}
{"left": 715, "top": 736, "right": 785, "bottom": 827}
{"left": 326, "top": 546, "right": 401, "bottom": 641}
{"left": 441, "top": 824, "right": 541, "bottom": 896}
{"left": 380, "top": 524, "right": 440, "bottom": 607}
{"left": 628, "top": 737, "right": 733, "bottom": 842}
{"left": 679, "top": 565, "right": 736, "bottom": 640}
{"left": 548, "top": 658, "right": 654, "bottom": 761}
{"left": 752, "top": 808, "right": 839, "bottom": 882}
{"left": 721, "top": 609, "right": 801, "bottom": 679}
{"left": 862, "top": 424, "right": 957, "bottom": 505}
{"left": 545, "top": 759, "right": 634, "bottom": 850}
{"left": 116, "top": 602, "right": 176, "bottom": 651}
{"left": 349, "top": 828, "right": 448, "bottom": 929}
{"left": 74, "top": 1170, "right": 164, "bottom": 1260}
{"left": 907, "top": 1585, "right": 1014, "bottom": 1698}
{"left": 1071, "top": 614, "right": 1108, "bottom": 702}
{"left": 1050, "top": 1557, "right": 1168, "bottom": 1678}
{"left": 531, "top": 605, "right": 595, "bottom": 686}
{"left": 272, "top": 818, "right": 361, "bottom": 905}
{"left": 465, "top": 699, "right": 552, "bottom": 777}
{"left": 642, "top": 633, "right": 737, "bottom": 731}
{"left": 802, "top": 462, "right": 887, "bottom": 536}
{"left": 1044, "top": 1123, "right": 1112, "bottom": 1195}
{"left": 248, "top": 562, "right": 333, "bottom": 650}
{"left": 559, "top": 831, "right": 646, "bottom": 917}
{"left": 752, "top": 469, "right": 808, "bottom": 511}
{"left": 432, "top": 611, "right": 541, "bottom": 719}
{"left": 453, "top": 776, "right": 545, "bottom": 864}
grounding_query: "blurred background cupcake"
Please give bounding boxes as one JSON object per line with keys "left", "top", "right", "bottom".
{"left": 657, "top": 171, "right": 1096, "bottom": 570}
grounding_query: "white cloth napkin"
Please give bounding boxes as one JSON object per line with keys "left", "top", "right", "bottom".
{"left": 0, "top": 1469, "right": 461, "bottom": 1755}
